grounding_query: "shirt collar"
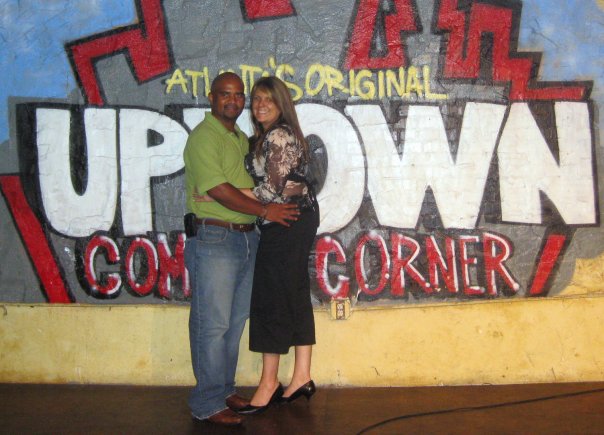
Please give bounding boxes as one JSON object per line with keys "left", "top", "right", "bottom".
{"left": 204, "top": 112, "right": 243, "bottom": 137}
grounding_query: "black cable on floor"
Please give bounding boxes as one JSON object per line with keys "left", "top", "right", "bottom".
{"left": 357, "top": 387, "right": 604, "bottom": 434}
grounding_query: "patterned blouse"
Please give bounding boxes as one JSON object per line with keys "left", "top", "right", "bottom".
{"left": 244, "top": 124, "right": 310, "bottom": 206}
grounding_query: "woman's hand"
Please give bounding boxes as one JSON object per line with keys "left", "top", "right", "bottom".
{"left": 193, "top": 188, "right": 254, "bottom": 203}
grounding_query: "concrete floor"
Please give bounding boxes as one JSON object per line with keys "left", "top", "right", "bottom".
{"left": 1, "top": 382, "right": 604, "bottom": 434}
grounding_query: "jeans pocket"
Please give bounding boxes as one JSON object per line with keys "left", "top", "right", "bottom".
{"left": 197, "top": 226, "right": 228, "bottom": 244}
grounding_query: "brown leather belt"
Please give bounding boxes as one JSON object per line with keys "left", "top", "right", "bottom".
{"left": 195, "top": 218, "right": 255, "bottom": 232}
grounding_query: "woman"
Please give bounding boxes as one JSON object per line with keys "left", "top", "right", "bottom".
{"left": 237, "top": 76, "right": 320, "bottom": 414}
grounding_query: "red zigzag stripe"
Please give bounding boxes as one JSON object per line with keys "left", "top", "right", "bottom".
{"left": 436, "top": 0, "right": 586, "bottom": 100}
{"left": 67, "top": 0, "right": 171, "bottom": 106}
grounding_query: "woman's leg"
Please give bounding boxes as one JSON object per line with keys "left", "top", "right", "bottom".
{"left": 284, "top": 345, "right": 312, "bottom": 397}
{"left": 250, "top": 353, "right": 281, "bottom": 405}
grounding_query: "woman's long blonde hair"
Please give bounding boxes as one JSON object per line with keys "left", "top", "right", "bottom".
{"left": 250, "top": 76, "right": 309, "bottom": 160}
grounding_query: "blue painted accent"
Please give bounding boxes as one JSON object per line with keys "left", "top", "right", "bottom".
{"left": 0, "top": 0, "right": 135, "bottom": 142}
{"left": 519, "top": 0, "right": 604, "bottom": 83}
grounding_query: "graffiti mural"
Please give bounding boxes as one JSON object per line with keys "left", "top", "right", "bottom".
{"left": 0, "top": 0, "right": 602, "bottom": 305}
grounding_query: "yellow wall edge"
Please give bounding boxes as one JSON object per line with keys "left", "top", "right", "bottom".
{"left": 2, "top": 294, "right": 604, "bottom": 386}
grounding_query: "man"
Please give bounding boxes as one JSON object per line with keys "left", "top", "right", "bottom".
{"left": 183, "top": 72, "right": 298, "bottom": 426}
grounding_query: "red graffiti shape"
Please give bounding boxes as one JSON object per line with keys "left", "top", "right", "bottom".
{"left": 66, "top": 0, "right": 171, "bottom": 106}
{"left": 0, "top": 176, "right": 72, "bottom": 303}
{"left": 157, "top": 233, "right": 189, "bottom": 299}
{"left": 125, "top": 238, "right": 158, "bottom": 296}
{"left": 315, "top": 236, "right": 350, "bottom": 299}
{"left": 355, "top": 232, "right": 389, "bottom": 296}
{"left": 345, "top": 0, "right": 419, "bottom": 69}
{"left": 84, "top": 235, "right": 122, "bottom": 297}
{"left": 529, "top": 234, "right": 567, "bottom": 296}
{"left": 436, "top": 0, "right": 587, "bottom": 100}
{"left": 243, "top": 0, "right": 295, "bottom": 20}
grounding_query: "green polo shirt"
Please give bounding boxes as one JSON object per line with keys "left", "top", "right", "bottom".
{"left": 184, "top": 113, "right": 255, "bottom": 224}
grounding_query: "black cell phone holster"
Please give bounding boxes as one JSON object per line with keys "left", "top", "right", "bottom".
{"left": 184, "top": 213, "right": 197, "bottom": 237}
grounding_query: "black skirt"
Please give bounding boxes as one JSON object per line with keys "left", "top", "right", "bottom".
{"left": 249, "top": 206, "right": 320, "bottom": 354}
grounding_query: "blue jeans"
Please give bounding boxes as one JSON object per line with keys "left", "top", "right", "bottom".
{"left": 184, "top": 222, "right": 259, "bottom": 419}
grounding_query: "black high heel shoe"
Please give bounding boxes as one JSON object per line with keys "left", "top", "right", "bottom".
{"left": 279, "top": 380, "right": 316, "bottom": 403}
{"left": 237, "top": 383, "right": 284, "bottom": 415}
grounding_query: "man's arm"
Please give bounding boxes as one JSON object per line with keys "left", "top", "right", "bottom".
{"left": 194, "top": 188, "right": 254, "bottom": 201}
{"left": 208, "top": 183, "right": 299, "bottom": 226}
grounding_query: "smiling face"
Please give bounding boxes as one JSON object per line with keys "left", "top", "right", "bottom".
{"left": 252, "top": 89, "right": 281, "bottom": 130}
{"left": 208, "top": 74, "right": 245, "bottom": 130}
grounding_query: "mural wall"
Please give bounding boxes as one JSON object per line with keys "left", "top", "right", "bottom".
{"left": 0, "top": 0, "right": 602, "bottom": 306}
